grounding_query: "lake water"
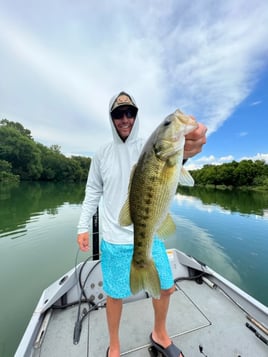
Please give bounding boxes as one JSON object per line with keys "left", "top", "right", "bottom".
{"left": 0, "top": 182, "right": 268, "bottom": 356}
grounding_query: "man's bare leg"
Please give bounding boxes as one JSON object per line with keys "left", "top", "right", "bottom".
{"left": 106, "top": 296, "right": 122, "bottom": 357}
{"left": 152, "top": 286, "right": 183, "bottom": 357}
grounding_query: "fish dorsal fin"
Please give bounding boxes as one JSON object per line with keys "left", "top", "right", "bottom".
{"left": 157, "top": 213, "right": 176, "bottom": 238}
{"left": 118, "top": 164, "right": 137, "bottom": 226}
{"left": 179, "top": 167, "right": 194, "bottom": 186}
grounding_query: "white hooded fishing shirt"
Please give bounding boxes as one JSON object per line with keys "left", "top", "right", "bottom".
{"left": 77, "top": 93, "right": 144, "bottom": 244}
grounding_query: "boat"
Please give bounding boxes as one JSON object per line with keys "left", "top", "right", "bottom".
{"left": 15, "top": 208, "right": 268, "bottom": 356}
{"left": 15, "top": 248, "right": 268, "bottom": 356}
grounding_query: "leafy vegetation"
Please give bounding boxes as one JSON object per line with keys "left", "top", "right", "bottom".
{"left": 0, "top": 119, "right": 91, "bottom": 182}
{"left": 0, "top": 159, "right": 20, "bottom": 183}
{"left": 189, "top": 160, "right": 268, "bottom": 190}
{"left": 1, "top": 118, "right": 267, "bottom": 189}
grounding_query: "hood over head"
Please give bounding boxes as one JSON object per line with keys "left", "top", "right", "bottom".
{"left": 109, "top": 91, "right": 139, "bottom": 143}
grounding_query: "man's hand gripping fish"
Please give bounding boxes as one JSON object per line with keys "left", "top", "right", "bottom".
{"left": 119, "top": 110, "right": 198, "bottom": 299}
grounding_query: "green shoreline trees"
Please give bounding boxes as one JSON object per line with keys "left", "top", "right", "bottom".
{"left": 1, "top": 119, "right": 268, "bottom": 188}
{"left": 0, "top": 119, "right": 91, "bottom": 182}
{"left": 190, "top": 160, "right": 268, "bottom": 189}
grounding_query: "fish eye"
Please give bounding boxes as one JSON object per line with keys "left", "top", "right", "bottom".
{"left": 164, "top": 118, "right": 171, "bottom": 126}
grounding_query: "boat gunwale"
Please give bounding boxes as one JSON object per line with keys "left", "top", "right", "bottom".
{"left": 15, "top": 249, "right": 268, "bottom": 357}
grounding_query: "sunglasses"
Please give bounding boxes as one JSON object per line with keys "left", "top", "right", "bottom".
{"left": 111, "top": 107, "right": 137, "bottom": 120}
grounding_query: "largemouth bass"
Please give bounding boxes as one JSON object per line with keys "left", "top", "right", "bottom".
{"left": 119, "top": 109, "right": 198, "bottom": 299}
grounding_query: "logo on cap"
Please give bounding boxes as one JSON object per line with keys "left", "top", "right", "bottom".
{"left": 116, "top": 94, "right": 132, "bottom": 105}
{"left": 111, "top": 92, "right": 137, "bottom": 112}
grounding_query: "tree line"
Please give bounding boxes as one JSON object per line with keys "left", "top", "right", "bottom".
{"left": 1, "top": 119, "right": 268, "bottom": 188}
{"left": 190, "top": 160, "right": 268, "bottom": 189}
{"left": 0, "top": 119, "right": 91, "bottom": 182}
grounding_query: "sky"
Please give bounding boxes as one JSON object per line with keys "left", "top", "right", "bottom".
{"left": 0, "top": 0, "right": 268, "bottom": 170}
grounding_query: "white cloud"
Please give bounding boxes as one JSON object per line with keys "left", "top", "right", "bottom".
{"left": 250, "top": 100, "right": 262, "bottom": 106}
{"left": 0, "top": 0, "right": 268, "bottom": 155}
{"left": 239, "top": 132, "right": 248, "bottom": 137}
{"left": 190, "top": 154, "right": 234, "bottom": 167}
{"left": 240, "top": 153, "right": 268, "bottom": 163}
{"left": 187, "top": 152, "right": 268, "bottom": 170}
{"left": 219, "top": 155, "right": 234, "bottom": 162}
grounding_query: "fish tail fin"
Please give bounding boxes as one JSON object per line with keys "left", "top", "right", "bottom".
{"left": 130, "top": 259, "right": 161, "bottom": 299}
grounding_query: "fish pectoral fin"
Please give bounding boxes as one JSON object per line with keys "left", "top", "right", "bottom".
{"left": 157, "top": 213, "right": 176, "bottom": 237}
{"left": 178, "top": 167, "right": 194, "bottom": 186}
{"left": 119, "top": 199, "right": 132, "bottom": 226}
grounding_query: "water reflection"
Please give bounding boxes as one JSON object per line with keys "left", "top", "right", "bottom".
{"left": 0, "top": 182, "right": 267, "bottom": 305}
{"left": 0, "top": 182, "right": 267, "bottom": 357}
{"left": 170, "top": 192, "right": 268, "bottom": 304}
{"left": 167, "top": 210, "right": 242, "bottom": 288}
{"left": 178, "top": 186, "right": 268, "bottom": 217}
{"left": 0, "top": 184, "right": 85, "bottom": 357}
{"left": 0, "top": 182, "right": 85, "bottom": 239}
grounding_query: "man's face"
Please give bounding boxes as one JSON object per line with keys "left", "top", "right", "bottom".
{"left": 111, "top": 106, "right": 136, "bottom": 141}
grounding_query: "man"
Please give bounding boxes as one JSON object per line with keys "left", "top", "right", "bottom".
{"left": 77, "top": 91, "right": 207, "bottom": 357}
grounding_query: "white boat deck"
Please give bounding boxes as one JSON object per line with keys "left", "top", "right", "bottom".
{"left": 31, "top": 279, "right": 268, "bottom": 357}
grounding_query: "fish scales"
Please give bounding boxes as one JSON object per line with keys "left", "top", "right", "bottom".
{"left": 119, "top": 109, "right": 198, "bottom": 298}
{"left": 130, "top": 157, "right": 177, "bottom": 262}
{"left": 131, "top": 155, "right": 177, "bottom": 238}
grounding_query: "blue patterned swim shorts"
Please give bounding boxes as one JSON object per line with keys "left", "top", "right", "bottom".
{"left": 100, "top": 238, "right": 174, "bottom": 299}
